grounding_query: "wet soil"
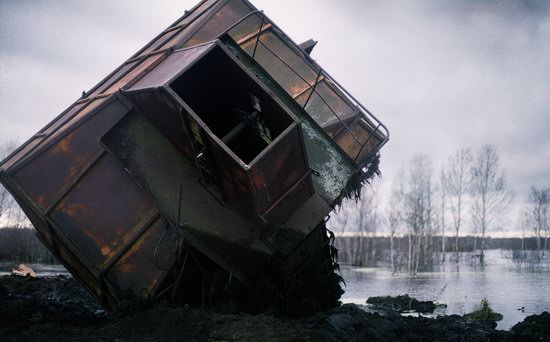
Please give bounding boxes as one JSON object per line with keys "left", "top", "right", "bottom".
{"left": 1, "top": 275, "right": 549, "bottom": 341}
{"left": 366, "top": 294, "right": 447, "bottom": 313}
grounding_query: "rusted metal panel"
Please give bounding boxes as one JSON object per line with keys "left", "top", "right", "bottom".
{"left": 248, "top": 124, "right": 311, "bottom": 218}
{"left": 355, "top": 120, "right": 386, "bottom": 161}
{"left": 43, "top": 98, "right": 108, "bottom": 142}
{"left": 104, "top": 215, "right": 176, "bottom": 299}
{"left": 300, "top": 79, "right": 357, "bottom": 128}
{"left": 103, "top": 53, "right": 169, "bottom": 94}
{"left": 85, "top": 62, "right": 138, "bottom": 99}
{"left": 2, "top": 99, "right": 103, "bottom": 174}
{"left": 138, "top": 0, "right": 221, "bottom": 55}
{"left": 263, "top": 176, "right": 313, "bottom": 227}
{"left": 126, "top": 90, "right": 196, "bottom": 159}
{"left": 142, "top": 30, "right": 179, "bottom": 55}
{"left": 49, "top": 152, "right": 157, "bottom": 268}
{"left": 285, "top": 193, "right": 331, "bottom": 237}
{"left": 228, "top": 12, "right": 265, "bottom": 43}
{"left": 171, "top": 0, "right": 220, "bottom": 29}
{"left": 182, "top": 0, "right": 254, "bottom": 48}
{"left": 240, "top": 29, "right": 318, "bottom": 98}
{"left": 332, "top": 118, "right": 384, "bottom": 161}
{"left": 11, "top": 98, "right": 128, "bottom": 211}
{"left": 130, "top": 43, "right": 215, "bottom": 91}
{"left": 265, "top": 191, "right": 330, "bottom": 257}
{"left": 206, "top": 130, "right": 258, "bottom": 216}
{"left": 52, "top": 225, "right": 121, "bottom": 311}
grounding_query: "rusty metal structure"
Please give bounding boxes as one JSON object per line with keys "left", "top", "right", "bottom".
{"left": 0, "top": 0, "right": 388, "bottom": 314}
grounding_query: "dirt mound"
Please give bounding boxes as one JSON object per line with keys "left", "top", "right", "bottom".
{"left": 0, "top": 275, "right": 105, "bottom": 336}
{"left": 1, "top": 276, "right": 549, "bottom": 341}
{"left": 511, "top": 311, "right": 550, "bottom": 338}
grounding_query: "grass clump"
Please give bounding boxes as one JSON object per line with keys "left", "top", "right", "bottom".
{"left": 465, "top": 298, "right": 503, "bottom": 321}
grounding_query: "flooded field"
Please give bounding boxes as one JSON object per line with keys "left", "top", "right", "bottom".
{"left": 340, "top": 249, "right": 550, "bottom": 330}
{"left": 1, "top": 252, "right": 550, "bottom": 340}
{"left": 2, "top": 250, "right": 549, "bottom": 332}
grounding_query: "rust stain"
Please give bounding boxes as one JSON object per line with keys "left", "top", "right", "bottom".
{"left": 60, "top": 202, "right": 87, "bottom": 217}
{"left": 36, "top": 195, "right": 46, "bottom": 206}
{"left": 67, "top": 165, "right": 79, "bottom": 179}
{"left": 101, "top": 245, "right": 112, "bottom": 256}
{"left": 289, "top": 83, "right": 309, "bottom": 98}
{"left": 119, "top": 262, "right": 135, "bottom": 273}
{"left": 83, "top": 228, "right": 107, "bottom": 247}
{"left": 49, "top": 134, "right": 75, "bottom": 156}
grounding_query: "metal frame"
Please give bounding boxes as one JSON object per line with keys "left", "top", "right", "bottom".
{"left": 218, "top": 8, "right": 390, "bottom": 165}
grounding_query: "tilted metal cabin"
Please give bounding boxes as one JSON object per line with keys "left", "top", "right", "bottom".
{"left": 0, "top": 0, "right": 388, "bottom": 312}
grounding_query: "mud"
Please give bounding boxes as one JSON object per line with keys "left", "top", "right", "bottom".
{"left": 1, "top": 276, "right": 549, "bottom": 341}
{"left": 366, "top": 294, "right": 446, "bottom": 313}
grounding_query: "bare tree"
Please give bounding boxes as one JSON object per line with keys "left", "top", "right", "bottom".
{"left": 403, "top": 155, "right": 436, "bottom": 274}
{"left": 0, "top": 141, "right": 31, "bottom": 229}
{"left": 330, "top": 184, "right": 380, "bottom": 266}
{"left": 519, "top": 208, "right": 527, "bottom": 261}
{"left": 0, "top": 181, "right": 9, "bottom": 221}
{"left": 439, "top": 165, "right": 447, "bottom": 261}
{"left": 352, "top": 186, "right": 379, "bottom": 266}
{"left": 442, "top": 148, "right": 472, "bottom": 262}
{"left": 388, "top": 169, "right": 406, "bottom": 273}
{"left": 1, "top": 141, "right": 18, "bottom": 223}
{"left": 526, "top": 186, "right": 549, "bottom": 259}
{"left": 470, "top": 145, "right": 513, "bottom": 263}
{"left": 330, "top": 204, "right": 352, "bottom": 263}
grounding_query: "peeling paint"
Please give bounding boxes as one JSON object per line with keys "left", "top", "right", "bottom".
{"left": 301, "top": 120, "right": 353, "bottom": 202}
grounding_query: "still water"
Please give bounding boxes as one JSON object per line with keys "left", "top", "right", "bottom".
{"left": 0, "top": 262, "right": 69, "bottom": 277}
{"left": 2, "top": 251, "right": 548, "bottom": 330}
{"left": 339, "top": 249, "right": 550, "bottom": 330}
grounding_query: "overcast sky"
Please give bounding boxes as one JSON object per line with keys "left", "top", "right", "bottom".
{"left": 1, "top": 0, "right": 549, "bottom": 232}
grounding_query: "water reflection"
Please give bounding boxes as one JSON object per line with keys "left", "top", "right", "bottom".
{"left": 339, "top": 249, "right": 550, "bottom": 330}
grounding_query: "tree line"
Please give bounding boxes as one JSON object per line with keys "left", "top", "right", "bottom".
{"left": 331, "top": 145, "right": 549, "bottom": 273}
{"left": 0, "top": 142, "right": 548, "bottom": 268}
{"left": 0, "top": 227, "right": 57, "bottom": 263}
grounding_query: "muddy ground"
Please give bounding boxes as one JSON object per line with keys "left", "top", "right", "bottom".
{"left": 1, "top": 275, "right": 549, "bottom": 341}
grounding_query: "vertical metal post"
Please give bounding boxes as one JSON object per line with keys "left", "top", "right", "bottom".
{"left": 252, "top": 14, "right": 265, "bottom": 59}
{"left": 302, "top": 68, "right": 323, "bottom": 109}
{"left": 354, "top": 123, "right": 381, "bottom": 163}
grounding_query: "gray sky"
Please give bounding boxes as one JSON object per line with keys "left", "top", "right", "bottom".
{"left": 1, "top": 0, "right": 549, "bottom": 231}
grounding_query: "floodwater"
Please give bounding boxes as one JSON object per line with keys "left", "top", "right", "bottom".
{"left": 339, "top": 249, "right": 550, "bottom": 330}
{"left": 0, "top": 262, "right": 69, "bottom": 277}
{"left": 1, "top": 251, "right": 548, "bottom": 330}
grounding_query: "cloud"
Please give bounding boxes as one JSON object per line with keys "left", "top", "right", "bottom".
{"left": 306, "top": 0, "right": 550, "bottom": 200}
{"left": 1, "top": 0, "right": 549, "bottom": 230}
{"left": 0, "top": 0, "right": 196, "bottom": 141}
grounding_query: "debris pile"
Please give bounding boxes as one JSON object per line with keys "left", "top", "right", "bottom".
{"left": 11, "top": 264, "right": 37, "bottom": 278}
